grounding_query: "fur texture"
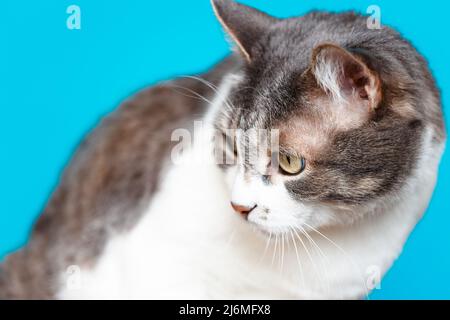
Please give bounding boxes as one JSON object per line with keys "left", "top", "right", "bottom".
{"left": 0, "top": 0, "right": 446, "bottom": 299}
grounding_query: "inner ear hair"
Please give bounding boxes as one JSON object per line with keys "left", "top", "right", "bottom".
{"left": 311, "top": 43, "right": 382, "bottom": 109}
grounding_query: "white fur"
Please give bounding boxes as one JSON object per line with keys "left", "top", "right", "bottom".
{"left": 58, "top": 75, "right": 445, "bottom": 300}
{"left": 313, "top": 50, "right": 347, "bottom": 104}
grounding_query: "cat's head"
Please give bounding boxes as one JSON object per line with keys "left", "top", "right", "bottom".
{"left": 211, "top": 0, "right": 425, "bottom": 234}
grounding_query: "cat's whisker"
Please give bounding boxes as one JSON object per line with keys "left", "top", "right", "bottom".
{"left": 271, "top": 234, "right": 278, "bottom": 268}
{"left": 169, "top": 85, "right": 217, "bottom": 107}
{"left": 179, "top": 75, "right": 252, "bottom": 116}
{"left": 180, "top": 75, "right": 237, "bottom": 112}
{"left": 280, "top": 234, "right": 285, "bottom": 274}
{"left": 182, "top": 75, "right": 220, "bottom": 90}
{"left": 297, "top": 225, "right": 332, "bottom": 295}
{"left": 169, "top": 87, "right": 210, "bottom": 104}
{"left": 289, "top": 229, "right": 305, "bottom": 288}
{"left": 302, "top": 222, "right": 370, "bottom": 299}
{"left": 170, "top": 85, "right": 243, "bottom": 130}
{"left": 258, "top": 231, "right": 273, "bottom": 264}
{"left": 291, "top": 227, "right": 327, "bottom": 293}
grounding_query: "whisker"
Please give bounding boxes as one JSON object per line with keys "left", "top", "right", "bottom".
{"left": 180, "top": 75, "right": 236, "bottom": 112}
{"left": 169, "top": 85, "right": 216, "bottom": 107}
{"left": 293, "top": 226, "right": 328, "bottom": 294}
{"left": 302, "top": 222, "right": 370, "bottom": 299}
{"left": 289, "top": 229, "right": 305, "bottom": 288}
{"left": 297, "top": 225, "right": 332, "bottom": 295}
{"left": 271, "top": 234, "right": 279, "bottom": 267}
{"left": 258, "top": 231, "right": 272, "bottom": 264}
{"left": 280, "top": 234, "right": 285, "bottom": 274}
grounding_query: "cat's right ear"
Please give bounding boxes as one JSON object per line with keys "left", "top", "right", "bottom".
{"left": 211, "top": 0, "right": 277, "bottom": 62}
{"left": 311, "top": 43, "right": 382, "bottom": 110}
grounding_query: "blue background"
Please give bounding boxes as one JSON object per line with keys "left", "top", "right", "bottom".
{"left": 1, "top": 0, "right": 449, "bottom": 299}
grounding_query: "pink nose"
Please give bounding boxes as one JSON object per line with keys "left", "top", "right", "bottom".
{"left": 231, "top": 202, "right": 256, "bottom": 218}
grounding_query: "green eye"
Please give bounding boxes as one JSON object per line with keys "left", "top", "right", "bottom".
{"left": 279, "top": 154, "right": 306, "bottom": 175}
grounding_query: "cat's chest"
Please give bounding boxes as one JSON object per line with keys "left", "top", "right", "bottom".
{"left": 57, "top": 143, "right": 302, "bottom": 299}
{"left": 54, "top": 144, "right": 386, "bottom": 300}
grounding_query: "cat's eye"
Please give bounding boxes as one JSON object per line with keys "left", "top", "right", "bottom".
{"left": 279, "top": 154, "right": 306, "bottom": 175}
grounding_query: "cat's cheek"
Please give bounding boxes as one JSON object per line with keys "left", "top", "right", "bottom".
{"left": 245, "top": 182, "right": 313, "bottom": 234}
{"left": 223, "top": 165, "right": 238, "bottom": 195}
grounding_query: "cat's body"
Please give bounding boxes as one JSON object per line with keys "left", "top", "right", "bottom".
{"left": 0, "top": 1, "right": 446, "bottom": 299}
{"left": 0, "top": 61, "right": 234, "bottom": 299}
{"left": 58, "top": 75, "right": 443, "bottom": 299}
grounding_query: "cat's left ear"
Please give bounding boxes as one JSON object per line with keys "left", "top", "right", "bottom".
{"left": 211, "top": 0, "right": 277, "bottom": 62}
{"left": 311, "top": 43, "right": 382, "bottom": 110}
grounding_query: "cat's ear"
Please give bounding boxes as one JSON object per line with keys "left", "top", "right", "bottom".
{"left": 211, "top": 0, "right": 277, "bottom": 61}
{"left": 311, "top": 43, "right": 382, "bottom": 110}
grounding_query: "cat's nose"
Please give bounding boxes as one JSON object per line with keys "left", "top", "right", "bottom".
{"left": 230, "top": 202, "right": 256, "bottom": 218}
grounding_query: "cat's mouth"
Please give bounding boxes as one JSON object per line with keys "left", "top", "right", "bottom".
{"left": 246, "top": 214, "right": 293, "bottom": 237}
{"left": 229, "top": 203, "right": 296, "bottom": 236}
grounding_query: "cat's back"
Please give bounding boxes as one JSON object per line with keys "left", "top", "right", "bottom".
{"left": 0, "top": 57, "right": 240, "bottom": 299}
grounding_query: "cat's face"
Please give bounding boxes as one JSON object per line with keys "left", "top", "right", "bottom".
{"left": 212, "top": 0, "right": 423, "bottom": 235}
{"left": 213, "top": 71, "right": 387, "bottom": 235}
{"left": 219, "top": 125, "right": 333, "bottom": 235}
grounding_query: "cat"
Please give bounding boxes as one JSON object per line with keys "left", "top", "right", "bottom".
{"left": 0, "top": 0, "right": 446, "bottom": 299}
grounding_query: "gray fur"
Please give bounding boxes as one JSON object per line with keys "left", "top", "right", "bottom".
{"left": 213, "top": 4, "right": 445, "bottom": 206}
{"left": 0, "top": 0, "right": 445, "bottom": 299}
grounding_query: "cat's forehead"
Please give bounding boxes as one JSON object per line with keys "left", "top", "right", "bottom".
{"left": 225, "top": 66, "right": 306, "bottom": 128}
{"left": 225, "top": 72, "right": 371, "bottom": 160}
